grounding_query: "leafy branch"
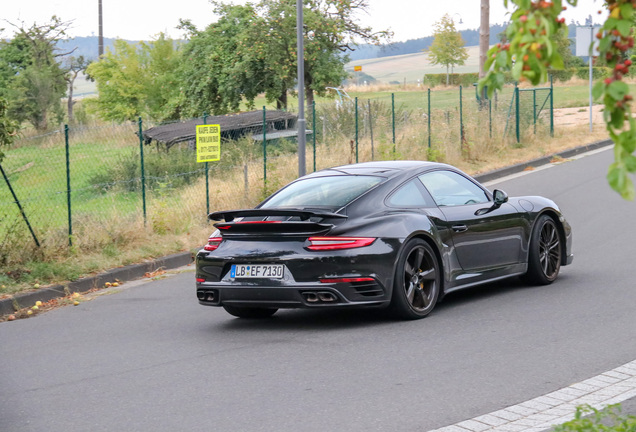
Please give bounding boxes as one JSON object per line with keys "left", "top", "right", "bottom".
{"left": 479, "top": 0, "right": 636, "bottom": 199}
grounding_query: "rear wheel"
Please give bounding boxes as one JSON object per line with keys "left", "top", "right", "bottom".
{"left": 525, "top": 215, "right": 562, "bottom": 285}
{"left": 222, "top": 305, "right": 278, "bottom": 319}
{"left": 388, "top": 238, "right": 440, "bottom": 320}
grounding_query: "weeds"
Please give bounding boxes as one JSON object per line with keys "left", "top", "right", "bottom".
{"left": 554, "top": 404, "right": 636, "bottom": 432}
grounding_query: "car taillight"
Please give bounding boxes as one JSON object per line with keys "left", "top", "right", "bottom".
{"left": 204, "top": 236, "right": 222, "bottom": 251}
{"left": 306, "top": 237, "right": 376, "bottom": 251}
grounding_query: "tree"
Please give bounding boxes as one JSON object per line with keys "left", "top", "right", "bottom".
{"left": 479, "top": 0, "right": 636, "bottom": 200}
{"left": 176, "top": 3, "right": 272, "bottom": 116}
{"left": 0, "top": 17, "right": 72, "bottom": 130}
{"left": 0, "top": 97, "right": 19, "bottom": 163}
{"left": 86, "top": 34, "right": 182, "bottom": 122}
{"left": 64, "top": 56, "right": 91, "bottom": 123}
{"left": 427, "top": 14, "right": 469, "bottom": 85}
{"left": 176, "top": 0, "right": 389, "bottom": 115}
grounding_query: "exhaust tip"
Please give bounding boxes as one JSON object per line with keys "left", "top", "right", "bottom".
{"left": 305, "top": 292, "right": 319, "bottom": 303}
{"left": 318, "top": 292, "right": 336, "bottom": 302}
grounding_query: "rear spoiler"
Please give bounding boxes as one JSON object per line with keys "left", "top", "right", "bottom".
{"left": 208, "top": 209, "right": 347, "bottom": 222}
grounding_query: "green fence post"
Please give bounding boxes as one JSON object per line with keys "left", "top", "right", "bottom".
{"left": 427, "top": 88, "right": 431, "bottom": 149}
{"left": 64, "top": 125, "right": 72, "bottom": 247}
{"left": 459, "top": 85, "right": 464, "bottom": 150}
{"left": 262, "top": 106, "right": 267, "bottom": 187}
{"left": 137, "top": 117, "right": 147, "bottom": 226}
{"left": 203, "top": 112, "right": 210, "bottom": 216}
{"left": 533, "top": 89, "right": 537, "bottom": 135}
{"left": 515, "top": 83, "right": 520, "bottom": 144}
{"left": 550, "top": 74, "right": 554, "bottom": 137}
{"left": 391, "top": 93, "right": 396, "bottom": 158}
{"left": 355, "top": 97, "right": 359, "bottom": 163}
{"left": 0, "top": 164, "right": 40, "bottom": 247}
{"left": 312, "top": 100, "right": 316, "bottom": 172}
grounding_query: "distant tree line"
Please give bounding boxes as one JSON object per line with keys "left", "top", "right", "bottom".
{"left": 348, "top": 22, "right": 592, "bottom": 61}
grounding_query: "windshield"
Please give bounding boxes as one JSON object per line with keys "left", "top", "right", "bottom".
{"left": 261, "top": 175, "right": 383, "bottom": 209}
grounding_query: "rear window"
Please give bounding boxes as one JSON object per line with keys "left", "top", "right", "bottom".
{"left": 261, "top": 175, "right": 383, "bottom": 209}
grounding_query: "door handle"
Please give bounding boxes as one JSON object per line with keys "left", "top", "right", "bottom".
{"left": 452, "top": 225, "right": 468, "bottom": 232}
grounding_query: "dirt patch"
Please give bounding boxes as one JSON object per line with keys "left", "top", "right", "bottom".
{"left": 553, "top": 105, "right": 604, "bottom": 127}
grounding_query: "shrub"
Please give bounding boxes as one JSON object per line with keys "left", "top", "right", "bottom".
{"left": 575, "top": 67, "right": 612, "bottom": 80}
{"left": 553, "top": 404, "right": 636, "bottom": 432}
{"left": 548, "top": 68, "right": 575, "bottom": 82}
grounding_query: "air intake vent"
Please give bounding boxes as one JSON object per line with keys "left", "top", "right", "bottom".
{"left": 351, "top": 280, "right": 383, "bottom": 297}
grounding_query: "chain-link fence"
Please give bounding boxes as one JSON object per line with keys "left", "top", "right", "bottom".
{"left": 1, "top": 82, "right": 554, "bottom": 259}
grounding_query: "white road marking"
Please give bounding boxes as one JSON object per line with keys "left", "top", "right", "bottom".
{"left": 482, "top": 145, "right": 614, "bottom": 188}
{"left": 428, "top": 360, "right": 636, "bottom": 432}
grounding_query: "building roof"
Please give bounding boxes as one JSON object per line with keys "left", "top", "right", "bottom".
{"left": 141, "top": 110, "right": 298, "bottom": 149}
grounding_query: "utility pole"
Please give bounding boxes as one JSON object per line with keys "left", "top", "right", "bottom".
{"left": 98, "top": 0, "right": 104, "bottom": 57}
{"left": 479, "top": 0, "right": 490, "bottom": 101}
{"left": 296, "top": 0, "right": 306, "bottom": 177}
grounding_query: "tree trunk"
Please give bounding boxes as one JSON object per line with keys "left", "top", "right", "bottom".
{"left": 276, "top": 89, "right": 288, "bottom": 110}
{"left": 479, "top": 0, "right": 490, "bottom": 105}
{"left": 67, "top": 76, "right": 75, "bottom": 123}
{"left": 479, "top": 0, "right": 490, "bottom": 80}
{"left": 446, "top": 66, "right": 450, "bottom": 85}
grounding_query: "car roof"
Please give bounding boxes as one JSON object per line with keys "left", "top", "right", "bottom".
{"left": 303, "top": 160, "right": 451, "bottom": 179}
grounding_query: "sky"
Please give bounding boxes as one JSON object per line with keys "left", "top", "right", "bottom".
{"left": 1, "top": 0, "right": 608, "bottom": 43}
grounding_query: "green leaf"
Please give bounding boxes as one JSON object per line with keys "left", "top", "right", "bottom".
{"left": 607, "top": 80, "right": 629, "bottom": 101}
{"left": 624, "top": 154, "right": 636, "bottom": 172}
{"left": 611, "top": 109, "right": 625, "bottom": 129}
{"left": 617, "top": 20, "right": 632, "bottom": 36}
{"left": 599, "top": 36, "right": 611, "bottom": 52}
{"left": 592, "top": 80, "right": 605, "bottom": 100}
{"left": 495, "top": 51, "right": 508, "bottom": 69}
{"left": 550, "top": 53, "right": 564, "bottom": 70}
{"left": 607, "top": 163, "right": 625, "bottom": 190}
{"left": 620, "top": 2, "right": 634, "bottom": 20}
{"left": 512, "top": 59, "right": 523, "bottom": 80}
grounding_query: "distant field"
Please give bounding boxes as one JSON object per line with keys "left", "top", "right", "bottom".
{"left": 345, "top": 46, "right": 481, "bottom": 84}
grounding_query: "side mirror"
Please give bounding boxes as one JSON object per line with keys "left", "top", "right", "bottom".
{"left": 493, "top": 189, "right": 508, "bottom": 206}
{"left": 475, "top": 190, "right": 508, "bottom": 216}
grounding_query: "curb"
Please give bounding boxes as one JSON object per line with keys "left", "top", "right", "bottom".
{"left": 0, "top": 138, "right": 614, "bottom": 316}
{"left": 0, "top": 251, "right": 194, "bottom": 315}
{"left": 474, "top": 139, "right": 612, "bottom": 184}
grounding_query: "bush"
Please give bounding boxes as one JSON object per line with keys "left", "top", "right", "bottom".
{"left": 423, "top": 73, "right": 480, "bottom": 87}
{"left": 548, "top": 68, "right": 575, "bottom": 82}
{"left": 88, "top": 147, "right": 205, "bottom": 193}
{"left": 554, "top": 404, "right": 636, "bottom": 432}
{"left": 575, "top": 67, "right": 612, "bottom": 80}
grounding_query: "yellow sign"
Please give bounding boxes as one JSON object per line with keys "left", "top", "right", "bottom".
{"left": 354, "top": 65, "right": 362, "bottom": 72}
{"left": 196, "top": 124, "right": 221, "bottom": 162}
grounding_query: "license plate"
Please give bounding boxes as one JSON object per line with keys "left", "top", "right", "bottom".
{"left": 231, "top": 264, "right": 284, "bottom": 279}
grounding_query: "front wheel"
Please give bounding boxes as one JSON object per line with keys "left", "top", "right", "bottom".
{"left": 222, "top": 305, "right": 278, "bottom": 319}
{"left": 388, "top": 238, "right": 441, "bottom": 320}
{"left": 525, "top": 215, "right": 562, "bottom": 285}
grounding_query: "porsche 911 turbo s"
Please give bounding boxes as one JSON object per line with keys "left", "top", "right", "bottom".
{"left": 195, "top": 161, "right": 573, "bottom": 320}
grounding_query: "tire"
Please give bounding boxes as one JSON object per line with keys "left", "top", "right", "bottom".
{"left": 388, "top": 238, "right": 441, "bottom": 320}
{"left": 525, "top": 215, "right": 562, "bottom": 285}
{"left": 222, "top": 305, "right": 278, "bottom": 319}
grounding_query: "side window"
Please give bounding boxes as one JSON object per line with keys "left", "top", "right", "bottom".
{"left": 418, "top": 171, "right": 489, "bottom": 206}
{"left": 387, "top": 179, "right": 435, "bottom": 207}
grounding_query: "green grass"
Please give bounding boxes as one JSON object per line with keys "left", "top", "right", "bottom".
{"left": 0, "top": 80, "right": 614, "bottom": 299}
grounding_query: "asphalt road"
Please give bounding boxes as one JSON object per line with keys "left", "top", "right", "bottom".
{"left": 1, "top": 147, "right": 635, "bottom": 432}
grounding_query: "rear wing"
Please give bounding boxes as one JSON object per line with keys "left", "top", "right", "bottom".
{"left": 208, "top": 209, "right": 347, "bottom": 222}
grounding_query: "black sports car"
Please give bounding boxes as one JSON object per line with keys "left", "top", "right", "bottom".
{"left": 196, "top": 161, "right": 573, "bottom": 320}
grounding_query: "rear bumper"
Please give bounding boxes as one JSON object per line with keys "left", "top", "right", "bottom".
{"left": 196, "top": 238, "right": 400, "bottom": 309}
{"left": 196, "top": 281, "right": 390, "bottom": 309}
